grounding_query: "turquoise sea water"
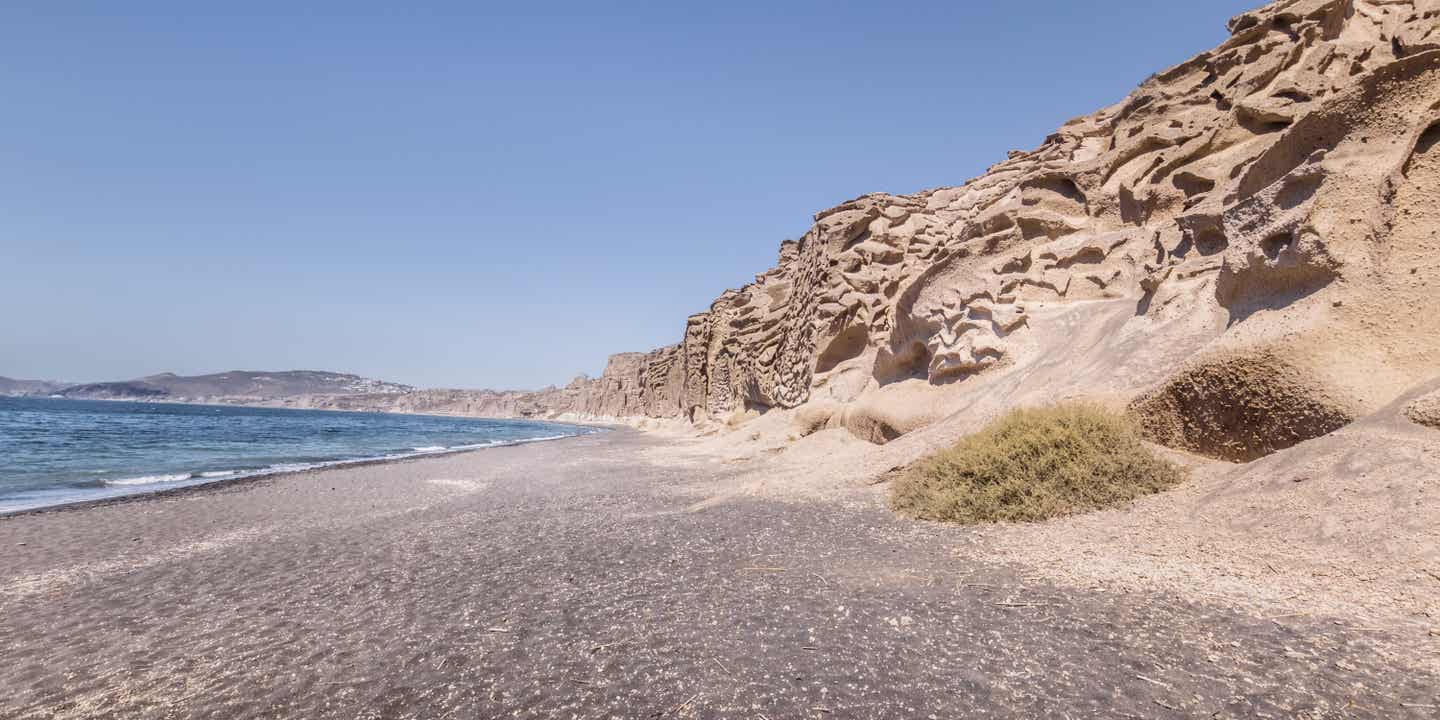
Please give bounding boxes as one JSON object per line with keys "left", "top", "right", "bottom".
{"left": 0, "top": 397, "right": 592, "bottom": 514}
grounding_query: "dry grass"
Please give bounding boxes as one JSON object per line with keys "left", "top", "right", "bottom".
{"left": 891, "top": 404, "right": 1184, "bottom": 524}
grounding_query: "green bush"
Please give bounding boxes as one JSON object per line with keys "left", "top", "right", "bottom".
{"left": 891, "top": 404, "right": 1184, "bottom": 524}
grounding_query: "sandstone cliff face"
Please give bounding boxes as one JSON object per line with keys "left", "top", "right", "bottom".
{"left": 541, "top": 0, "right": 1440, "bottom": 449}
{"left": 519, "top": 0, "right": 1440, "bottom": 459}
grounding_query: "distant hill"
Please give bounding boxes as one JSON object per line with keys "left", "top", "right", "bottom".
{"left": 0, "top": 377, "right": 71, "bottom": 397}
{"left": 4, "top": 370, "right": 551, "bottom": 419}
{"left": 56, "top": 371, "right": 414, "bottom": 403}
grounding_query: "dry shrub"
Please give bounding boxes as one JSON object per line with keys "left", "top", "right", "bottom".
{"left": 891, "top": 404, "right": 1183, "bottom": 524}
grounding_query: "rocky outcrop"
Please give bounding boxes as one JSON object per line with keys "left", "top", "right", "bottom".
{"left": 1407, "top": 390, "right": 1440, "bottom": 430}
{"left": 527, "top": 0, "right": 1440, "bottom": 458}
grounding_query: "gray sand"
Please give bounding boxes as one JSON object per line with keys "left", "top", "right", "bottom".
{"left": 1, "top": 430, "right": 1435, "bottom": 718}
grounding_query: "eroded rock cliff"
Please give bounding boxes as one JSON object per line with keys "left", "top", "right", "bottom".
{"left": 509, "top": 1, "right": 1440, "bottom": 462}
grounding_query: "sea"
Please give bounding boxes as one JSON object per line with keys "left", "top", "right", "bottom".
{"left": 0, "top": 397, "right": 593, "bottom": 514}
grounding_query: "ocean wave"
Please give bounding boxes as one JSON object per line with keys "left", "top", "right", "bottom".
{"left": 103, "top": 473, "right": 193, "bottom": 487}
{"left": 265, "top": 462, "right": 321, "bottom": 474}
{"left": 448, "top": 434, "right": 569, "bottom": 451}
{"left": 504, "top": 434, "right": 571, "bottom": 445}
{"left": 97, "top": 434, "right": 582, "bottom": 489}
{"left": 448, "top": 440, "right": 502, "bottom": 451}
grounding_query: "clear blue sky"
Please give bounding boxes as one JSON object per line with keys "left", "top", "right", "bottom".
{"left": 1, "top": 1, "right": 1258, "bottom": 389}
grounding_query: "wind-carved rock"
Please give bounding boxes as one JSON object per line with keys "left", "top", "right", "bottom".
{"left": 525, "top": 0, "right": 1440, "bottom": 460}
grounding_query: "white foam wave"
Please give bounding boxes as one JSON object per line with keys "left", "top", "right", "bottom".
{"left": 449, "top": 440, "right": 502, "bottom": 451}
{"left": 506, "top": 434, "right": 570, "bottom": 445}
{"left": 103, "top": 473, "right": 192, "bottom": 487}
{"left": 266, "top": 462, "right": 320, "bottom": 474}
{"left": 448, "top": 434, "right": 570, "bottom": 451}
{"left": 66, "top": 430, "right": 588, "bottom": 506}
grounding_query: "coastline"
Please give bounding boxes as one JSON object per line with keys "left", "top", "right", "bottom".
{"left": 10, "top": 392, "right": 555, "bottom": 421}
{"left": 0, "top": 426, "right": 600, "bottom": 520}
{"left": 10, "top": 392, "right": 644, "bottom": 436}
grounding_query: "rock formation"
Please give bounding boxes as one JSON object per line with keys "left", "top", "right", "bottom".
{"left": 1407, "top": 388, "right": 1440, "bottom": 429}
{"left": 512, "top": 0, "right": 1440, "bottom": 462}
{"left": 126, "top": 1, "right": 1433, "bottom": 458}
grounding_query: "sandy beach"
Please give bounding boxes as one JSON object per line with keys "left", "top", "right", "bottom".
{"left": 9, "top": 1, "right": 1440, "bottom": 717}
{"left": 1, "top": 429, "right": 1435, "bottom": 719}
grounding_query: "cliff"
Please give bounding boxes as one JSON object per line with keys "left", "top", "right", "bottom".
{"left": 524, "top": 0, "right": 1440, "bottom": 460}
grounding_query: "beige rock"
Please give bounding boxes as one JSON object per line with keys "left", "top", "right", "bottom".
{"left": 1407, "top": 390, "right": 1440, "bottom": 429}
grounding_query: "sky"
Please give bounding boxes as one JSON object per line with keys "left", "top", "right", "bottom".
{"left": 0, "top": 1, "right": 1260, "bottom": 389}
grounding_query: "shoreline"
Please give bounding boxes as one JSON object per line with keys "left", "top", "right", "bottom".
{"left": 0, "top": 428, "right": 601, "bottom": 520}
{"left": 6, "top": 392, "right": 574, "bottom": 423}
{"left": 12, "top": 392, "right": 651, "bottom": 432}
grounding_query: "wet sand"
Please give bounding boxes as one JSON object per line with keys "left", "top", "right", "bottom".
{"left": 1, "top": 430, "right": 1435, "bottom": 718}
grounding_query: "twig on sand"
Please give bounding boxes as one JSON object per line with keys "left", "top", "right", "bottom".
{"left": 1401, "top": 703, "right": 1439, "bottom": 709}
{"left": 740, "top": 566, "right": 786, "bottom": 572}
{"left": 1134, "top": 674, "right": 1172, "bottom": 689}
{"left": 674, "top": 692, "right": 700, "bottom": 713}
{"left": 810, "top": 572, "right": 829, "bottom": 586}
{"left": 812, "top": 707, "right": 834, "bottom": 714}
{"left": 591, "top": 635, "right": 635, "bottom": 653}
{"left": 994, "top": 601, "right": 1051, "bottom": 608}
{"left": 1423, "top": 569, "right": 1440, "bottom": 583}
{"left": 485, "top": 627, "right": 510, "bottom": 633}
{"left": 1152, "top": 699, "right": 1183, "bottom": 711}
{"left": 712, "top": 657, "right": 731, "bottom": 675}
{"left": 1266, "top": 612, "right": 1311, "bottom": 621}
